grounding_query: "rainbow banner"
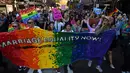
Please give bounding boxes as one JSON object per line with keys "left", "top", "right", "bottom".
{"left": 109, "top": 8, "right": 119, "bottom": 16}
{"left": 20, "top": 6, "right": 40, "bottom": 24}
{"left": 0, "top": 28, "right": 115, "bottom": 69}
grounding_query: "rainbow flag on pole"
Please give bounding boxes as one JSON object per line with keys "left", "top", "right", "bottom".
{"left": 20, "top": 6, "right": 40, "bottom": 24}
{"left": 109, "top": 8, "right": 119, "bottom": 16}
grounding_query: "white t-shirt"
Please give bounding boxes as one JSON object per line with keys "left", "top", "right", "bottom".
{"left": 54, "top": 21, "right": 65, "bottom": 32}
{"left": 61, "top": 30, "right": 74, "bottom": 32}
{"left": 34, "top": 26, "right": 40, "bottom": 28}
{"left": 26, "top": 26, "right": 40, "bottom": 29}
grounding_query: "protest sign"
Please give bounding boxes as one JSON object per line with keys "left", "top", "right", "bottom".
{"left": 52, "top": 8, "right": 62, "bottom": 20}
{"left": 20, "top": 6, "right": 40, "bottom": 24}
{"left": 0, "top": 28, "right": 115, "bottom": 69}
{"left": 93, "top": 8, "right": 102, "bottom": 15}
{"left": 109, "top": 8, "right": 119, "bottom": 16}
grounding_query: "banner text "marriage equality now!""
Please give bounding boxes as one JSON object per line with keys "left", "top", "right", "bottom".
{"left": 0, "top": 28, "right": 115, "bottom": 69}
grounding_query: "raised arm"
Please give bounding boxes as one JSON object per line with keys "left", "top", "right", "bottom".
{"left": 86, "top": 19, "right": 92, "bottom": 30}
{"left": 95, "top": 18, "right": 102, "bottom": 29}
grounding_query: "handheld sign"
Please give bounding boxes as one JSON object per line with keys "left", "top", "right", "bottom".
{"left": 52, "top": 8, "right": 62, "bottom": 20}
{"left": 93, "top": 8, "right": 102, "bottom": 15}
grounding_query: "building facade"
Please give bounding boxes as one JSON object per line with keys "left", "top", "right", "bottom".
{"left": 0, "top": 0, "right": 13, "bottom": 13}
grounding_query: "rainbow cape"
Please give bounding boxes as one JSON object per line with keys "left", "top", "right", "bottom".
{"left": 8, "top": 23, "right": 29, "bottom": 32}
{"left": 109, "top": 8, "right": 119, "bottom": 16}
{"left": 0, "top": 28, "right": 115, "bottom": 69}
{"left": 20, "top": 6, "right": 40, "bottom": 24}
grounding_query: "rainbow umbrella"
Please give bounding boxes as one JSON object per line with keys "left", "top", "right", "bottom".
{"left": 8, "top": 23, "right": 29, "bottom": 32}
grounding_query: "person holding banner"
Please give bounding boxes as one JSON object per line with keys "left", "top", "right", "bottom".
{"left": 9, "top": 22, "right": 27, "bottom": 71}
{"left": 62, "top": 24, "right": 74, "bottom": 32}
{"left": 85, "top": 16, "right": 103, "bottom": 72}
{"left": 86, "top": 17, "right": 102, "bottom": 33}
{"left": 61, "top": 24, "right": 74, "bottom": 73}
{"left": 10, "top": 22, "right": 21, "bottom": 31}
{"left": 87, "top": 16, "right": 112, "bottom": 73}
{"left": 27, "top": 19, "right": 40, "bottom": 29}
{"left": 0, "top": 22, "right": 17, "bottom": 69}
{"left": 107, "top": 16, "right": 116, "bottom": 69}
{"left": 99, "top": 16, "right": 116, "bottom": 69}
{"left": 27, "top": 19, "right": 42, "bottom": 73}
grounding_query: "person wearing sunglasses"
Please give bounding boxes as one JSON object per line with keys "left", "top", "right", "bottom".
{"left": 8, "top": 22, "right": 27, "bottom": 71}
{"left": 27, "top": 19, "right": 41, "bottom": 73}
{"left": 12, "top": 22, "right": 21, "bottom": 31}
{"left": 27, "top": 19, "right": 40, "bottom": 28}
{"left": 8, "top": 22, "right": 21, "bottom": 32}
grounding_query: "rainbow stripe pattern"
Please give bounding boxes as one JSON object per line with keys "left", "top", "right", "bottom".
{"left": 1, "top": 28, "right": 73, "bottom": 69}
{"left": 109, "top": 8, "right": 119, "bottom": 16}
{"left": 0, "top": 28, "right": 115, "bottom": 69}
{"left": 20, "top": 6, "right": 40, "bottom": 24}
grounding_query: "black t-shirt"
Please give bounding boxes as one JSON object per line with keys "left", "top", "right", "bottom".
{"left": 82, "top": 21, "right": 88, "bottom": 28}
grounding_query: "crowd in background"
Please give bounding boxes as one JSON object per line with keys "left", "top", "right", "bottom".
{"left": 0, "top": 6, "right": 130, "bottom": 73}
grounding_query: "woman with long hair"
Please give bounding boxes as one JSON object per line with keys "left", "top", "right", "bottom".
{"left": 81, "top": 15, "right": 89, "bottom": 32}
{"left": 48, "top": 22, "right": 57, "bottom": 32}
{"left": 72, "top": 19, "right": 82, "bottom": 32}
{"left": 62, "top": 24, "right": 74, "bottom": 32}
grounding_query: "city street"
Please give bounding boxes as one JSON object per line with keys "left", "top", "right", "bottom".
{"left": 0, "top": 0, "right": 129, "bottom": 73}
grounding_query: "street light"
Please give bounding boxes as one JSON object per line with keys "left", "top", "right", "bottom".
{"left": 94, "top": 0, "right": 97, "bottom": 7}
{"left": 14, "top": 0, "right": 17, "bottom": 10}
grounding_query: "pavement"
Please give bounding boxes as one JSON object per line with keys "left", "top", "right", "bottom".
{"left": 0, "top": 46, "right": 124, "bottom": 73}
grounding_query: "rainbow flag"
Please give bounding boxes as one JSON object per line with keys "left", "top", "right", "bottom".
{"left": 109, "top": 8, "right": 119, "bottom": 16}
{"left": 20, "top": 6, "right": 40, "bottom": 24}
{"left": 0, "top": 28, "right": 115, "bottom": 69}
{"left": 8, "top": 23, "right": 29, "bottom": 32}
